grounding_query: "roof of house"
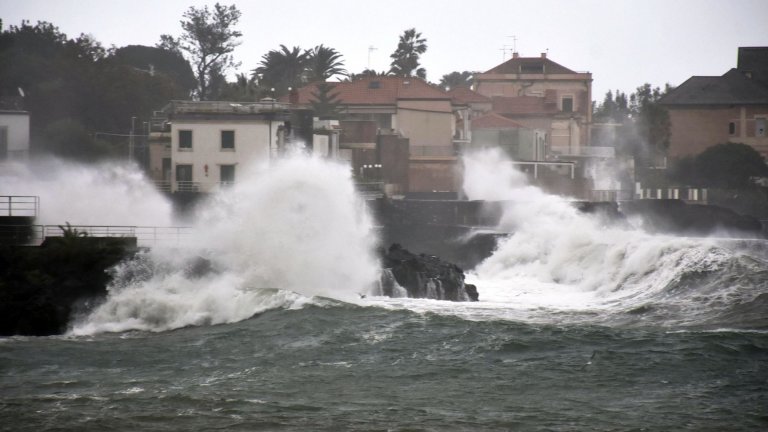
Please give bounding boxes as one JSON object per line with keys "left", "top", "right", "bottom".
{"left": 483, "top": 55, "right": 577, "bottom": 75}
{"left": 491, "top": 96, "right": 559, "bottom": 115}
{"left": 447, "top": 86, "right": 491, "bottom": 104}
{"left": 286, "top": 76, "right": 451, "bottom": 105}
{"left": 659, "top": 68, "right": 768, "bottom": 106}
{"left": 470, "top": 112, "right": 525, "bottom": 129}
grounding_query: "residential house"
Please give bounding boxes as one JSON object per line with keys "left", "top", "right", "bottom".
{"left": 659, "top": 47, "right": 768, "bottom": 158}
{"left": 152, "top": 100, "right": 291, "bottom": 193}
{"left": 473, "top": 52, "right": 593, "bottom": 155}
{"left": 0, "top": 110, "right": 30, "bottom": 162}
{"left": 288, "top": 76, "right": 466, "bottom": 195}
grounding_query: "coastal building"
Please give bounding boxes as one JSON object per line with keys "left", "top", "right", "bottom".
{"left": 150, "top": 100, "right": 291, "bottom": 193}
{"left": 473, "top": 52, "right": 593, "bottom": 155}
{"left": 659, "top": 47, "right": 768, "bottom": 158}
{"left": 0, "top": 110, "right": 30, "bottom": 162}
{"left": 288, "top": 76, "right": 467, "bottom": 194}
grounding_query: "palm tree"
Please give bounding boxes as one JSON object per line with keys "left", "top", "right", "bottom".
{"left": 438, "top": 71, "right": 475, "bottom": 90}
{"left": 389, "top": 28, "right": 427, "bottom": 79}
{"left": 252, "top": 45, "right": 309, "bottom": 97}
{"left": 305, "top": 45, "right": 347, "bottom": 82}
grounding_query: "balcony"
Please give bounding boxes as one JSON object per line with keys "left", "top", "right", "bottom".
{"left": 550, "top": 146, "right": 615, "bottom": 158}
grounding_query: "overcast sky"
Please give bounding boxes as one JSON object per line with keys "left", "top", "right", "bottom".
{"left": 3, "top": 0, "right": 767, "bottom": 99}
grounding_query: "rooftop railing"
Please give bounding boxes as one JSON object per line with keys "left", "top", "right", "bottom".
{"left": 0, "top": 195, "right": 39, "bottom": 217}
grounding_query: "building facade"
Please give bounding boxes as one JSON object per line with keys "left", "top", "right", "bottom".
{"left": 473, "top": 52, "right": 593, "bottom": 154}
{"left": 660, "top": 47, "right": 768, "bottom": 158}
{"left": 154, "top": 101, "right": 290, "bottom": 193}
{"left": 289, "top": 77, "right": 464, "bottom": 194}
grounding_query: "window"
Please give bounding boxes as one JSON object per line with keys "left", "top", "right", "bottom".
{"left": 729, "top": 122, "right": 736, "bottom": 135}
{"left": 757, "top": 118, "right": 766, "bottom": 137}
{"left": 221, "top": 130, "right": 235, "bottom": 150}
{"left": 220, "top": 165, "right": 235, "bottom": 185}
{"left": 176, "top": 164, "right": 193, "bottom": 182}
{"left": 561, "top": 97, "right": 573, "bottom": 113}
{"left": 175, "top": 164, "right": 195, "bottom": 192}
{"left": 179, "top": 130, "right": 192, "bottom": 150}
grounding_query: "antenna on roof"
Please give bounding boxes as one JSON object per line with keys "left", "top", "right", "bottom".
{"left": 367, "top": 46, "right": 377, "bottom": 69}
{"left": 499, "top": 45, "right": 512, "bottom": 61}
{"left": 508, "top": 35, "right": 518, "bottom": 55}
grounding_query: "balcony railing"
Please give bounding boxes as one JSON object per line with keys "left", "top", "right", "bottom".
{"left": 550, "top": 146, "right": 615, "bottom": 158}
{"left": 0, "top": 195, "right": 39, "bottom": 217}
{"left": 175, "top": 181, "right": 201, "bottom": 192}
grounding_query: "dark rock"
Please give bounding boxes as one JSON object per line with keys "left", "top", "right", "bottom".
{"left": 378, "top": 243, "right": 478, "bottom": 302}
{"left": 0, "top": 238, "right": 137, "bottom": 336}
{"left": 464, "top": 283, "right": 479, "bottom": 301}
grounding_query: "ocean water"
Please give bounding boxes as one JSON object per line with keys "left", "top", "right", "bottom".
{"left": 1, "top": 152, "right": 767, "bottom": 431}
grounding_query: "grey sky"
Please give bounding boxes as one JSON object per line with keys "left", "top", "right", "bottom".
{"left": 2, "top": 0, "right": 767, "bottom": 99}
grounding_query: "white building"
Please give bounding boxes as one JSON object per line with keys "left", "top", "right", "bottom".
{"left": 162, "top": 101, "right": 291, "bottom": 193}
{"left": 0, "top": 110, "right": 30, "bottom": 162}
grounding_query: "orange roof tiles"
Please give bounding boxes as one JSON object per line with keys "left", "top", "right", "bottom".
{"left": 288, "top": 76, "right": 451, "bottom": 105}
{"left": 447, "top": 86, "right": 491, "bottom": 104}
{"left": 470, "top": 112, "right": 525, "bottom": 129}
{"left": 484, "top": 56, "right": 577, "bottom": 75}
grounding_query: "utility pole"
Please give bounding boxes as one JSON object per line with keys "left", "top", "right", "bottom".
{"left": 129, "top": 116, "right": 136, "bottom": 162}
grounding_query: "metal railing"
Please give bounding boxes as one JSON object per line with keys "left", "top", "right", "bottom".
{"left": 175, "top": 181, "right": 201, "bottom": 192}
{"left": 550, "top": 146, "right": 615, "bottom": 158}
{"left": 3, "top": 225, "right": 194, "bottom": 248}
{"left": 0, "top": 195, "right": 39, "bottom": 217}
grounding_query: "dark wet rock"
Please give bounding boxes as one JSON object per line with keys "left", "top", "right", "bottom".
{"left": 379, "top": 243, "right": 477, "bottom": 302}
{"left": 0, "top": 238, "right": 137, "bottom": 336}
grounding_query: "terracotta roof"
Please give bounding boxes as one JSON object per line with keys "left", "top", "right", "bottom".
{"left": 470, "top": 112, "right": 525, "bottom": 129}
{"left": 491, "top": 96, "right": 558, "bottom": 115}
{"left": 659, "top": 69, "right": 768, "bottom": 106}
{"left": 484, "top": 55, "right": 577, "bottom": 75}
{"left": 447, "top": 86, "right": 490, "bottom": 104}
{"left": 287, "top": 76, "right": 451, "bottom": 105}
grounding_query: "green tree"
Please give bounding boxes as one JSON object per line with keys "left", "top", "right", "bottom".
{"left": 389, "top": 28, "right": 427, "bottom": 79}
{"left": 252, "top": 45, "right": 309, "bottom": 98}
{"left": 593, "top": 89, "right": 630, "bottom": 123}
{"left": 438, "top": 71, "right": 474, "bottom": 90}
{"left": 348, "top": 69, "right": 390, "bottom": 80}
{"left": 218, "top": 72, "right": 259, "bottom": 101}
{"left": 160, "top": 3, "right": 242, "bottom": 100}
{"left": 109, "top": 45, "right": 196, "bottom": 97}
{"left": 0, "top": 21, "right": 184, "bottom": 161}
{"left": 691, "top": 143, "right": 768, "bottom": 189}
{"left": 305, "top": 45, "right": 347, "bottom": 82}
{"left": 309, "top": 83, "right": 342, "bottom": 118}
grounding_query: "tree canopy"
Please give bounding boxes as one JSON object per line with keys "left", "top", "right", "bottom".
{"left": 672, "top": 143, "right": 768, "bottom": 189}
{"left": 389, "top": 28, "right": 427, "bottom": 79}
{"left": 0, "top": 21, "right": 192, "bottom": 161}
{"left": 159, "top": 3, "right": 242, "bottom": 100}
{"left": 305, "top": 45, "right": 347, "bottom": 82}
{"left": 438, "top": 71, "right": 474, "bottom": 90}
{"left": 253, "top": 45, "right": 309, "bottom": 98}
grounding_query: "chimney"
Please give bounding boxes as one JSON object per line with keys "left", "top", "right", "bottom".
{"left": 289, "top": 87, "right": 299, "bottom": 104}
{"left": 512, "top": 52, "right": 519, "bottom": 59}
{"left": 541, "top": 52, "right": 547, "bottom": 59}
